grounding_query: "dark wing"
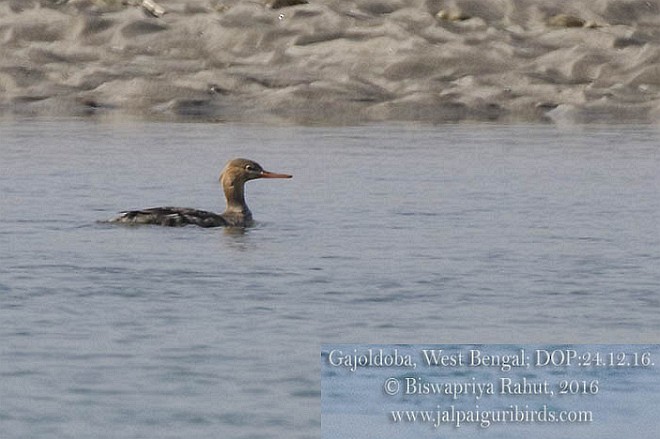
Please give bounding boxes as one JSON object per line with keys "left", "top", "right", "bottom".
{"left": 110, "top": 207, "right": 227, "bottom": 228}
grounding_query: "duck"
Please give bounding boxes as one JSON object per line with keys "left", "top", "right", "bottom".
{"left": 109, "top": 158, "right": 292, "bottom": 227}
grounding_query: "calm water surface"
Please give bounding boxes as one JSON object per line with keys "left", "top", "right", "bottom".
{"left": 1, "top": 120, "right": 659, "bottom": 438}
{"left": 321, "top": 344, "right": 660, "bottom": 439}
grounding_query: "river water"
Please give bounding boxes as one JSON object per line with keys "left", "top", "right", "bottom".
{"left": 321, "top": 344, "right": 660, "bottom": 438}
{"left": 1, "top": 120, "right": 659, "bottom": 438}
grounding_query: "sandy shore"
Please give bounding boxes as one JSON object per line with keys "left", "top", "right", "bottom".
{"left": 2, "top": 0, "right": 660, "bottom": 124}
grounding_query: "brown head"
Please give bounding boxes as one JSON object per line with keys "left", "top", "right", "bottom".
{"left": 219, "top": 159, "right": 292, "bottom": 219}
{"left": 220, "top": 158, "right": 292, "bottom": 185}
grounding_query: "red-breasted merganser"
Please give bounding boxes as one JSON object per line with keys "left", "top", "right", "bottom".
{"left": 110, "top": 158, "right": 292, "bottom": 227}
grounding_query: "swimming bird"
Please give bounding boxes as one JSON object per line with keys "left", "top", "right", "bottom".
{"left": 110, "top": 158, "right": 292, "bottom": 227}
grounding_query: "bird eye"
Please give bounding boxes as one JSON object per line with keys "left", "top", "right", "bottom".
{"left": 245, "top": 165, "right": 255, "bottom": 171}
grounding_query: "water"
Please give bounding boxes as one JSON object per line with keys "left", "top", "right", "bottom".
{"left": 1, "top": 120, "right": 659, "bottom": 438}
{"left": 321, "top": 344, "right": 660, "bottom": 438}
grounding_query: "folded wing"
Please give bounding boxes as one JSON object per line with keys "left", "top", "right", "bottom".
{"left": 111, "top": 207, "right": 228, "bottom": 228}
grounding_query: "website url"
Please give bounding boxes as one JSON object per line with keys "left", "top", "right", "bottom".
{"left": 390, "top": 404, "right": 593, "bottom": 429}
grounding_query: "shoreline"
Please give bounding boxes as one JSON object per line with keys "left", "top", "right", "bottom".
{"left": 2, "top": 0, "right": 660, "bottom": 124}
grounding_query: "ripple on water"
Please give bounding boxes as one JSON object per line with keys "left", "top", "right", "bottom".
{"left": 2, "top": 122, "right": 660, "bottom": 439}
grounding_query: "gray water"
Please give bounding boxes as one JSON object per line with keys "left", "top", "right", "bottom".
{"left": 321, "top": 344, "right": 660, "bottom": 438}
{"left": 1, "top": 120, "right": 659, "bottom": 439}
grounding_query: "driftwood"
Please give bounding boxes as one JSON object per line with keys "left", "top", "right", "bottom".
{"left": 139, "top": 0, "right": 165, "bottom": 17}
{"left": 122, "top": 0, "right": 166, "bottom": 17}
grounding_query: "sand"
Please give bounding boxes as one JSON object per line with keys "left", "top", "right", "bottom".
{"left": 2, "top": 0, "right": 660, "bottom": 124}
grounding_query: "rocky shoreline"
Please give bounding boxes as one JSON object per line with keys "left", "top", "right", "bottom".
{"left": 2, "top": 0, "right": 660, "bottom": 124}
